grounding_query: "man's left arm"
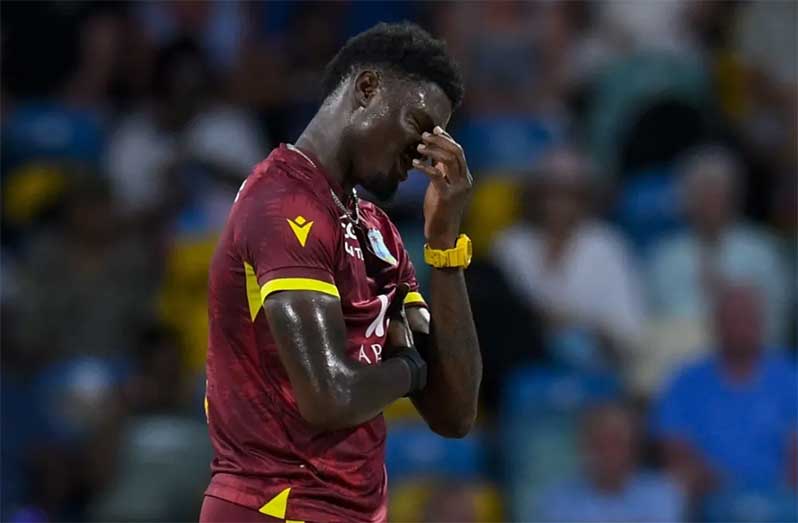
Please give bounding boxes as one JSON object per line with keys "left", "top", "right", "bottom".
{"left": 405, "top": 280, "right": 480, "bottom": 438}
{"left": 398, "top": 126, "right": 482, "bottom": 438}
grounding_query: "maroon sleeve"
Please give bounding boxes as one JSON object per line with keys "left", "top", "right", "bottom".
{"left": 396, "top": 241, "right": 426, "bottom": 308}
{"left": 376, "top": 210, "right": 426, "bottom": 308}
{"left": 236, "top": 185, "right": 341, "bottom": 298}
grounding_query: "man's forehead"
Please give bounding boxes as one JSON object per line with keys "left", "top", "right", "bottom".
{"left": 401, "top": 81, "right": 452, "bottom": 129}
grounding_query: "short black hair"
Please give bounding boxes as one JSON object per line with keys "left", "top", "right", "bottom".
{"left": 322, "top": 22, "right": 464, "bottom": 109}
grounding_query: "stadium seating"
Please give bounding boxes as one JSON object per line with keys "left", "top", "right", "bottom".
{"left": 385, "top": 423, "right": 485, "bottom": 482}
{"left": 456, "top": 116, "right": 563, "bottom": 172}
{"left": 702, "top": 488, "right": 798, "bottom": 523}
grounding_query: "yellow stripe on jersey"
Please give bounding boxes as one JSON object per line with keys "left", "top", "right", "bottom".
{"left": 260, "top": 278, "right": 340, "bottom": 302}
{"left": 244, "top": 262, "right": 263, "bottom": 321}
{"left": 404, "top": 291, "right": 426, "bottom": 306}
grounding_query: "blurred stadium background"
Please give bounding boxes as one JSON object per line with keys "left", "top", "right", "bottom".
{"left": 1, "top": 1, "right": 796, "bottom": 522}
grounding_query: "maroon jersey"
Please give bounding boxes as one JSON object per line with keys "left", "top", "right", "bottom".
{"left": 204, "top": 144, "right": 426, "bottom": 523}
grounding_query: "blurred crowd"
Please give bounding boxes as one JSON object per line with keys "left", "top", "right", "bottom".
{"left": 1, "top": 2, "right": 796, "bottom": 522}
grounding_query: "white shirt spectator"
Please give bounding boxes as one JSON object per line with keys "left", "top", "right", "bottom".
{"left": 105, "top": 105, "right": 266, "bottom": 219}
{"left": 648, "top": 223, "right": 790, "bottom": 346}
{"left": 492, "top": 220, "right": 646, "bottom": 356}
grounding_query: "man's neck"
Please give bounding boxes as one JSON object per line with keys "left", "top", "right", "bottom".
{"left": 695, "top": 220, "right": 732, "bottom": 245}
{"left": 721, "top": 349, "right": 761, "bottom": 382}
{"left": 591, "top": 472, "right": 630, "bottom": 496}
{"left": 295, "top": 105, "right": 354, "bottom": 196}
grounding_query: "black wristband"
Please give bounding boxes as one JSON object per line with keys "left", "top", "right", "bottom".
{"left": 390, "top": 347, "right": 427, "bottom": 396}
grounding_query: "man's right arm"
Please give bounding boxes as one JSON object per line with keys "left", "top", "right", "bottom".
{"left": 264, "top": 290, "right": 414, "bottom": 431}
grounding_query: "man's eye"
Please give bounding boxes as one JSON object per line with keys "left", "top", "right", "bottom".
{"left": 405, "top": 143, "right": 421, "bottom": 161}
{"left": 406, "top": 117, "right": 421, "bottom": 134}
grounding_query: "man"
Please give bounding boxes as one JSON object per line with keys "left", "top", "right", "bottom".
{"left": 491, "top": 146, "right": 645, "bottom": 371}
{"left": 652, "top": 282, "right": 797, "bottom": 513}
{"left": 536, "top": 402, "right": 684, "bottom": 522}
{"left": 200, "top": 23, "right": 481, "bottom": 523}
{"left": 641, "top": 145, "right": 791, "bottom": 395}
{"left": 648, "top": 145, "right": 790, "bottom": 346}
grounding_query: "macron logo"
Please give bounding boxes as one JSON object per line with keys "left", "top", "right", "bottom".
{"left": 287, "top": 216, "right": 314, "bottom": 247}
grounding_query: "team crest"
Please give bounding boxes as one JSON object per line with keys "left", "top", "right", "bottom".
{"left": 367, "top": 229, "right": 397, "bottom": 266}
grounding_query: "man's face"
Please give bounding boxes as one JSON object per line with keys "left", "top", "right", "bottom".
{"left": 538, "top": 151, "right": 590, "bottom": 234}
{"left": 583, "top": 407, "right": 637, "bottom": 490}
{"left": 684, "top": 165, "right": 736, "bottom": 235}
{"left": 347, "top": 74, "right": 452, "bottom": 201}
{"left": 715, "top": 284, "right": 764, "bottom": 358}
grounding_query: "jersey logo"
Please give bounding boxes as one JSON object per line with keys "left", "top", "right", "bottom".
{"left": 365, "top": 294, "right": 390, "bottom": 338}
{"left": 287, "top": 216, "right": 314, "bottom": 247}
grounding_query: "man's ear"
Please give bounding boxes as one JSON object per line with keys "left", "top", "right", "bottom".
{"left": 353, "top": 70, "right": 381, "bottom": 108}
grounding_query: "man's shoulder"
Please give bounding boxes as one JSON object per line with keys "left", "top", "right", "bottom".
{"left": 358, "top": 199, "right": 403, "bottom": 236}
{"left": 249, "top": 153, "right": 319, "bottom": 197}
{"left": 649, "top": 231, "right": 693, "bottom": 262}
{"left": 761, "top": 353, "right": 798, "bottom": 382}
{"left": 492, "top": 224, "right": 540, "bottom": 253}
{"left": 729, "top": 224, "right": 785, "bottom": 263}
{"left": 578, "top": 221, "right": 637, "bottom": 263}
{"left": 664, "top": 355, "right": 716, "bottom": 392}
{"left": 238, "top": 154, "right": 334, "bottom": 217}
{"left": 357, "top": 199, "right": 390, "bottom": 222}
{"left": 632, "top": 470, "right": 682, "bottom": 495}
{"left": 229, "top": 157, "right": 340, "bottom": 252}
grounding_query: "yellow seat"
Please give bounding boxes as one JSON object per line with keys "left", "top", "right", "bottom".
{"left": 389, "top": 478, "right": 505, "bottom": 522}
{"left": 158, "top": 234, "right": 219, "bottom": 372}
{"left": 463, "top": 176, "right": 523, "bottom": 259}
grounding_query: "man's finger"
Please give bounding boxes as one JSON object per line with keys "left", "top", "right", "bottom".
{"left": 422, "top": 132, "right": 461, "bottom": 155}
{"left": 412, "top": 159, "right": 448, "bottom": 183}
{"left": 417, "top": 143, "right": 456, "bottom": 165}
{"left": 423, "top": 129, "right": 467, "bottom": 184}
{"left": 432, "top": 126, "right": 460, "bottom": 146}
{"left": 387, "top": 283, "right": 410, "bottom": 318}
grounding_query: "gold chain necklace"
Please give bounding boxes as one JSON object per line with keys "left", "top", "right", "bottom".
{"left": 287, "top": 143, "right": 360, "bottom": 225}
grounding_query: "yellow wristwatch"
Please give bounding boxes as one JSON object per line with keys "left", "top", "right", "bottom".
{"left": 424, "top": 234, "right": 473, "bottom": 269}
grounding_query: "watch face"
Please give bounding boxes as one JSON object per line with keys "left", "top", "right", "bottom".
{"left": 459, "top": 235, "right": 473, "bottom": 267}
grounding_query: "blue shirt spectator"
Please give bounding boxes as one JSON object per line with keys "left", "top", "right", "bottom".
{"left": 534, "top": 402, "right": 686, "bottom": 522}
{"left": 538, "top": 473, "right": 684, "bottom": 523}
{"left": 652, "top": 281, "right": 797, "bottom": 501}
{"left": 654, "top": 352, "right": 797, "bottom": 491}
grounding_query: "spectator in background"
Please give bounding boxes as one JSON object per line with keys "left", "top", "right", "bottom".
{"left": 124, "top": 324, "right": 192, "bottom": 415}
{"left": 89, "top": 322, "right": 212, "bottom": 522}
{"left": 648, "top": 146, "right": 790, "bottom": 346}
{"left": 1, "top": 3, "right": 121, "bottom": 172}
{"left": 421, "top": 482, "right": 481, "bottom": 523}
{"left": 14, "top": 176, "right": 158, "bottom": 363}
{"left": 104, "top": 36, "right": 266, "bottom": 230}
{"left": 652, "top": 282, "right": 797, "bottom": 516}
{"left": 492, "top": 146, "right": 645, "bottom": 375}
{"left": 537, "top": 402, "right": 685, "bottom": 522}
{"left": 132, "top": 1, "right": 248, "bottom": 74}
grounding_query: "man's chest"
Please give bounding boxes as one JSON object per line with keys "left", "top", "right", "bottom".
{"left": 333, "top": 219, "right": 404, "bottom": 366}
